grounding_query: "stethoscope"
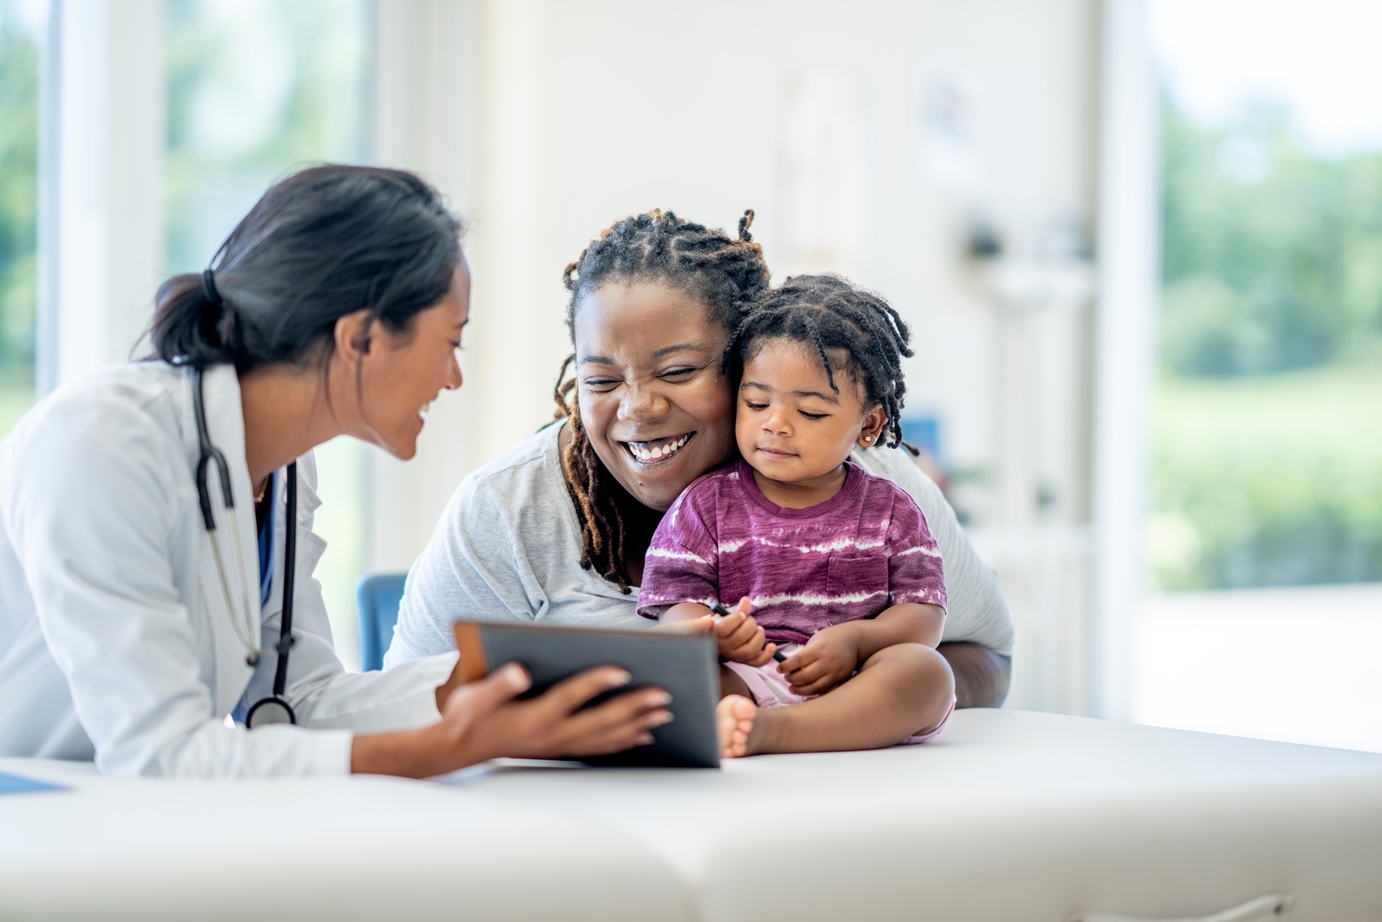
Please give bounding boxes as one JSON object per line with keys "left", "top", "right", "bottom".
{"left": 191, "top": 365, "right": 298, "bottom": 728}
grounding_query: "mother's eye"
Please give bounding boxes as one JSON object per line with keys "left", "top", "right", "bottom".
{"left": 581, "top": 377, "right": 622, "bottom": 391}
{"left": 658, "top": 366, "right": 697, "bottom": 380}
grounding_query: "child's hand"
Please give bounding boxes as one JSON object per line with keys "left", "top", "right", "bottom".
{"left": 778, "top": 624, "right": 861, "bottom": 696}
{"left": 713, "top": 597, "right": 776, "bottom": 666}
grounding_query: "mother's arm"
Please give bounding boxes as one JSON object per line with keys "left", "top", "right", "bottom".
{"left": 940, "top": 643, "right": 1011, "bottom": 709}
{"left": 854, "top": 446, "right": 1016, "bottom": 708}
{"left": 386, "top": 485, "right": 539, "bottom": 667}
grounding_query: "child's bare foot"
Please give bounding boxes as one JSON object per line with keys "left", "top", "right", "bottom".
{"left": 716, "top": 695, "right": 757, "bottom": 759}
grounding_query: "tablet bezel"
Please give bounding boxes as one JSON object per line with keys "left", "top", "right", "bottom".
{"left": 453, "top": 621, "right": 721, "bottom": 768}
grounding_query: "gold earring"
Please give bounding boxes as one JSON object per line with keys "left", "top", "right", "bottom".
{"left": 864, "top": 435, "right": 874, "bottom": 443}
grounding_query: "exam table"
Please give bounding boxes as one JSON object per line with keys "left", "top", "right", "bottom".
{"left": 4, "top": 709, "right": 1381, "bottom": 921}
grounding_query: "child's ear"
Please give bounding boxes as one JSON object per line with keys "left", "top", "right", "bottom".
{"left": 857, "top": 404, "right": 887, "bottom": 447}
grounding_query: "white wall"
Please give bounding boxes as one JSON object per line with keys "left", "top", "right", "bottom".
{"left": 376, "top": 0, "right": 1106, "bottom": 711}
{"left": 366, "top": 0, "right": 484, "bottom": 571}
{"left": 45, "top": 0, "right": 1114, "bottom": 710}
{"left": 464, "top": 0, "right": 1101, "bottom": 485}
{"left": 378, "top": 0, "right": 1101, "bottom": 519}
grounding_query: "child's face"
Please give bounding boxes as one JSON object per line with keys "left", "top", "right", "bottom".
{"left": 735, "top": 337, "right": 886, "bottom": 486}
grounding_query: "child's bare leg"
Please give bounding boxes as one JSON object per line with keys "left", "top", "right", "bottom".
{"left": 719, "top": 664, "right": 753, "bottom": 700}
{"left": 739, "top": 643, "right": 954, "bottom": 755}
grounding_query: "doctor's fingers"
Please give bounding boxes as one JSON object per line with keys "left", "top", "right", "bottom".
{"left": 527, "top": 687, "right": 674, "bottom": 758}
{"left": 495, "top": 684, "right": 670, "bottom": 759}
{"left": 531, "top": 665, "right": 641, "bottom": 716}
{"left": 441, "top": 663, "right": 530, "bottom": 724}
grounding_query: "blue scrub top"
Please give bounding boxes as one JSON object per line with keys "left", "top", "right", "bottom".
{"left": 257, "top": 471, "right": 277, "bottom": 605}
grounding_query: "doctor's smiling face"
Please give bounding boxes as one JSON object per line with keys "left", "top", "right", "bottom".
{"left": 353, "top": 255, "right": 470, "bottom": 459}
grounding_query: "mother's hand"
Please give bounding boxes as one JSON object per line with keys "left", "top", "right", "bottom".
{"left": 351, "top": 663, "right": 672, "bottom": 778}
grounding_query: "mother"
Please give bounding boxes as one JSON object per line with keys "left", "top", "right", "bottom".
{"left": 0, "top": 166, "right": 671, "bottom": 776}
{"left": 388, "top": 210, "right": 1015, "bottom": 707}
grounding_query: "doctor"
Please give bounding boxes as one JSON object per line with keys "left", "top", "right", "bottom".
{"left": 0, "top": 165, "right": 672, "bottom": 777}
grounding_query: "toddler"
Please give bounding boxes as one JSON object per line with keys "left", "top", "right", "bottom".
{"left": 638, "top": 275, "right": 956, "bottom": 758}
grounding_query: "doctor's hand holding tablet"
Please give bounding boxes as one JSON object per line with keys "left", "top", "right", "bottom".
{"left": 355, "top": 662, "right": 674, "bottom": 777}
{"left": 0, "top": 165, "right": 670, "bottom": 778}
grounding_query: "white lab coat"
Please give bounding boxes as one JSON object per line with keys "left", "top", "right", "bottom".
{"left": 0, "top": 362, "right": 455, "bottom": 777}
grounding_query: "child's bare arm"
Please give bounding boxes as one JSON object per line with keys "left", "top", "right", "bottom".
{"left": 852, "top": 603, "right": 945, "bottom": 659}
{"left": 664, "top": 598, "right": 776, "bottom": 666}
{"left": 779, "top": 604, "right": 944, "bottom": 696}
{"left": 663, "top": 601, "right": 714, "bottom": 623}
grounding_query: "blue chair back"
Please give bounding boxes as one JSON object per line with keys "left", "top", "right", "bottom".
{"left": 356, "top": 572, "right": 408, "bottom": 671}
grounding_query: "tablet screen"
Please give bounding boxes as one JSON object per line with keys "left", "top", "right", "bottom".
{"left": 454, "top": 621, "right": 721, "bottom": 768}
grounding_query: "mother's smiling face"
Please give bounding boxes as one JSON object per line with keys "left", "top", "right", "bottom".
{"left": 573, "top": 280, "right": 737, "bottom": 512}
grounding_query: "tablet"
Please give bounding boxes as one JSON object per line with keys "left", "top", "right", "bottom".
{"left": 453, "top": 621, "right": 721, "bottom": 768}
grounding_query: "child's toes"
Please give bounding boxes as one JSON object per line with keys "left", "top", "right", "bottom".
{"left": 716, "top": 694, "right": 758, "bottom": 759}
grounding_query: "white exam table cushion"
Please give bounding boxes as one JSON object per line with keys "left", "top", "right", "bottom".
{"left": 466, "top": 709, "right": 1382, "bottom": 921}
{"left": 3, "top": 709, "right": 1380, "bottom": 921}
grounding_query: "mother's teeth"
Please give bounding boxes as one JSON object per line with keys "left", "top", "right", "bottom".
{"left": 629, "top": 434, "right": 690, "bottom": 461}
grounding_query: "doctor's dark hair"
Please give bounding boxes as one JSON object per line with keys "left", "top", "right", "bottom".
{"left": 149, "top": 164, "right": 463, "bottom": 372}
{"left": 724, "top": 274, "right": 914, "bottom": 450}
{"left": 553, "top": 208, "right": 769, "bottom": 593}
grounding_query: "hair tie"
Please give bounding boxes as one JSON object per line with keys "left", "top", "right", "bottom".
{"left": 200, "top": 268, "right": 222, "bottom": 305}
{"left": 738, "top": 209, "right": 756, "bottom": 243}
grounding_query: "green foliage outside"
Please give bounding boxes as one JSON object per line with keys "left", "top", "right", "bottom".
{"left": 0, "top": 0, "right": 39, "bottom": 426}
{"left": 1161, "top": 100, "right": 1382, "bottom": 376}
{"left": 1150, "top": 366, "right": 1382, "bottom": 589}
{"left": 1152, "top": 96, "right": 1382, "bottom": 591}
{"left": 165, "top": 0, "right": 368, "bottom": 273}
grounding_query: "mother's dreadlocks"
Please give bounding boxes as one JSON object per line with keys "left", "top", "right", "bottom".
{"left": 555, "top": 209, "right": 769, "bottom": 592}
{"left": 723, "top": 274, "right": 915, "bottom": 449}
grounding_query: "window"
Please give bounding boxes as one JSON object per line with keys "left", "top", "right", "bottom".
{"left": 166, "top": 0, "right": 372, "bottom": 668}
{"left": 0, "top": 0, "right": 46, "bottom": 437}
{"left": 1137, "top": 0, "right": 1382, "bottom": 751}
{"left": 165, "top": 0, "right": 370, "bottom": 271}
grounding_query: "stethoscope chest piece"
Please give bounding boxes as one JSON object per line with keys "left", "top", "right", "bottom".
{"left": 245, "top": 696, "right": 297, "bottom": 728}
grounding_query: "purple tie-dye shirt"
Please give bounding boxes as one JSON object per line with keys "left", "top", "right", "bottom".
{"left": 637, "top": 459, "right": 947, "bottom": 645}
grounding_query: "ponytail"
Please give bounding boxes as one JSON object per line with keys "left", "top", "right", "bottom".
{"left": 150, "top": 273, "right": 249, "bottom": 368}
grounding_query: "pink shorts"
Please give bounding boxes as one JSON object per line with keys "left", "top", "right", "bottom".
{"left": 723, "top": 643, "right": 956, "bottom": 745}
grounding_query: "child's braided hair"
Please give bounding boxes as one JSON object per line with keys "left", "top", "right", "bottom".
{"left": 555, "top": 208, "right": 769, "bottom": 592}
{"left": 723, "top": 274, "right": 914, "bottom": 449}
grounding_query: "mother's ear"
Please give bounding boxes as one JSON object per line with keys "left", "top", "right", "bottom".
{"left": 333, "top": 308, "right": 375, "bottom": 368}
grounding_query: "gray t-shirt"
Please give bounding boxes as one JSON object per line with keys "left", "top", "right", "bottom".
{"left": 385, "top": 422, "right": 1014, "bottom": 668}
